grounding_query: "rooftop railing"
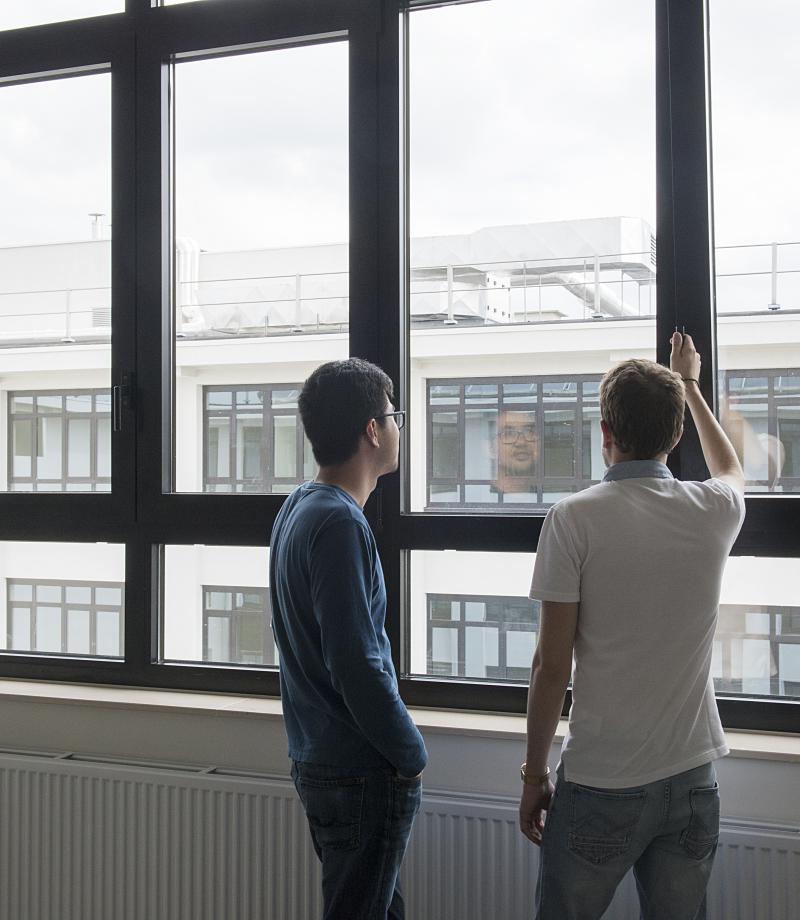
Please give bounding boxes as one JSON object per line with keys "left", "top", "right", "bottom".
{"left": 0, "top": 242, "right": 798, "bottom": 346}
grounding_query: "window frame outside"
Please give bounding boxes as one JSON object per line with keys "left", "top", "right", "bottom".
{"left": 7, "top": 389, "right": 112, "bottom": 493}
{"left": 5, "top": 578, "right": 124, "bottom": 658}
{"left": 425, "top": 374, "right": 603, "bottom": 511}
{"left": 201, "top": 383, "right": 311, "bottom": 495}
{"left": 426, "top": 592, "right": 541, "bottom": 682}
{"left": 201, "top": 584, "right": 275, "bottom": 667}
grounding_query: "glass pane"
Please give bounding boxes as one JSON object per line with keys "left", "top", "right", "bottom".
{"left": 8, "top": 583, "right": 33, "bottom": 602}
{"left": 408, "top": 0, "right": 656, "bottom": 512}
{"left": 207, "top": 417, "right": 231, "bottom": 480}
{"left": 68, "top": 418, "right": 92, "bottom": 477}
{"left": 430, "top": 627, "right": 458, "bottom": 676}
{"left": 173, "top": 42, "right": 348, "bottom": 494}
{"left": 465, "top": 627, "right": 499, "bottom": 678}
{"left": 710, "top": 2, "right": 800, "bottom": 494}
{"left": 497, "top": 409, "right": 537, "bottom": 495}
{"left": 65, "top": 586, "right": 92, "bottom": 604}
{"left": 66, "top": 394, "right": 93, "bottom": 413}
{"left": 95, "top": 586, "right": 122, "bottom": 606}
{"left": 236, "top": 417, "right": 263, "bottom": 485}
{"left": 95, "top": 610, "right": 120, "bottom": 657}
{"left": 410, "top": 550, "right": 536, "bottom": 682}
{"left": 96, "top": 416, "right": 111, "bottom": 480}
{"left": 12, "top": 420, "right": 33, "bottom": 478}
{"left": 0, "top": 544, "right": 125, "bottom": 658}
{"left": 206, "top": 616, "right": 231, "bottom": 662}
{"left": 162, "top": 545, "right": 272, "bottom": 666}
{"left": 431, "top": 412, "right": 458, "bottom": 478}
{"left": 37, "top": 417, "right": 63, "bottom": 480}
{"left": 35, "top": 607, "right": 62, "bottom": 653}
{"left": 0, "top": 73, "right": 112, "bottom": 493}
{"left": 777, "top": 406, "right": 800, "bottom": 481}
{"left": 507, "top": 630, "right": 536, "bottom": 670}
{"left": 544, "top": 410, "right": 575, "bottom": 478}
{"left": 67, "top": 609, "right": 91, "bottom": 655}
{"left": 0, "top": 2, "right": 122, "bottom": 30}
{"left": 36, "top": 585, "right": 61, "bottom": 603}
{"left": 716, "top": 557, "right": 800, "bottom": 698}
{"left": 237, "top": 613, "right": 267, "bottom": 665}
{"left": 274, "top": 415, "right": 297, "bottom": 479}
{"left": 10, "top": 608, "right": 31, "bottom": 651}
{"left": 464, "top": 408, "right": 496, "bottom": 480}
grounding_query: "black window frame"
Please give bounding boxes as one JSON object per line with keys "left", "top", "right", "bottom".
{"left": 0, "top": 0, "right": 794, "bottom": 733}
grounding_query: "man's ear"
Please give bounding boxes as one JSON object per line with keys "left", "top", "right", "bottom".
{"left": 364, "top": 417, "right": 381, "bottom": 449}
{"left": 669, "top": 424, "right": 684, "bottom": 453}
{"left": 600, "top": 418, "right": 614, "bottom": 451}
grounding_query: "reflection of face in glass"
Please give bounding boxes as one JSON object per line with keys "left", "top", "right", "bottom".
{"left": 494, "top": 409, "right": 537, "bottom": 492}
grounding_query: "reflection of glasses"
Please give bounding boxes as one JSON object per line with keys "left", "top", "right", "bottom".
{"left": 375, "top": 409, "right": 406, "bottom": 430}
{"left": 499, "top": 425, "right": 536, "bottom": 444}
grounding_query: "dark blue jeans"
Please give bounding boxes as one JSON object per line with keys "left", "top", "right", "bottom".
{"left": 291, "top": 760, "right": 422, "bottom": 920}
{"left": 537, "top": 761, "right": 720, "bottom": 920}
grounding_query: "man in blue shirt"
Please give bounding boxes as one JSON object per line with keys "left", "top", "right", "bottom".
{"left": 270, "top": 358, "right": 428, "bottom": 920}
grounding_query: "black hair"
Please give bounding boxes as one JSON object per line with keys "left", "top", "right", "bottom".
{"left": 299, "top": 358, "right": 394, "bottom": 466}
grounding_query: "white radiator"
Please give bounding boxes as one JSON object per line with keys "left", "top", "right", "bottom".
{"left": 0, "top": 751, "right": 797, "bottom": 920}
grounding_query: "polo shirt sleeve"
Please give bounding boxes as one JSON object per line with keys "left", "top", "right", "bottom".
{"left": 703, "top": 478, "right": 747, "bottom": 540}
{"left": 309, "top": 517, "right": 428, "bottom": 777}
{"left": 530, "top": 503, "right": 582, "bottom": 603}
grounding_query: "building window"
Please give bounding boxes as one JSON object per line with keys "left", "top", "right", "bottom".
{"left": 427, "top": 376, "right": 603, "bottom": 510}
{"left": 714, "top": 604, "right": 800, "bottom": 698}
{"left": 723, "top": 369, "right": 800, "bottom": 492}
{"left": 427, "top": 594, "right": 540, "bottom": 681}
{"left": 203, "top": 386, "right": 315, "bottom": 493}
{"left": 8, "top": 391, "right": 111, "bottom": 492}
{"left": 202, "top": 586, "right": 276, "bottom": 666}
{"left": 5, "top": 579, "right": 123, "bottom": 657}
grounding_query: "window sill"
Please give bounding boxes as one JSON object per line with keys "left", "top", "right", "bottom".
{"left": 0, "top": 679, "right": 796, "bottom": 765}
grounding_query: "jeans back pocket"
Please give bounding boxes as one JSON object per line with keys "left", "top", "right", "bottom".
{"left": 568, "top": 785, "right": 646, "bottom": 865}
{"left": 680, "top": 783, "right": 720, "bottom": 860}
{"left": 296, "top": 775, "right": 366, "bottom": 851}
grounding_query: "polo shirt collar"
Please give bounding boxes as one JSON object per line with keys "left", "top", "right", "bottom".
{"left": 603, "top": 459, "right": 674, "bottom": 482}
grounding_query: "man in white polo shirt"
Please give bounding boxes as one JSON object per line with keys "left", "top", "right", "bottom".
{"left": 519, "top": 332, "right": 745, "bottom": 920}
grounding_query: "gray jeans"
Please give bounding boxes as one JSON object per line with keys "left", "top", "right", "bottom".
{"left": 536, "top": 761, "right": 720, "bottom": 920}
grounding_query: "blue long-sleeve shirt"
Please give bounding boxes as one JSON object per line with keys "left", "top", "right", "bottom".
{"left": 269, "top": 481, "right": 428, "bottom": 777}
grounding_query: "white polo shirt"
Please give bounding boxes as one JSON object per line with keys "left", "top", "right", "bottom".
{"left": 530, "top": 460, "right": 746, "bottom": 789}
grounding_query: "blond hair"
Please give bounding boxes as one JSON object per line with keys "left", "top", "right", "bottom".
{"left": 599, "top": 359, "right": 685, "bottom": 458}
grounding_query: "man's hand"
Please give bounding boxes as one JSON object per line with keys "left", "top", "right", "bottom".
{"left": 668, "top": 331, "right": 745, "bottom": 490}
{"left": 670, "top": 331, "right": 701, "bottom": 382}
{"left": 519, "top": 779, "right": 555, "bottom": 846}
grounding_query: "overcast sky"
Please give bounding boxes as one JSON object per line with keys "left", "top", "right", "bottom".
{"left": 0, "top": 0, "right": 797, "bottom": 253}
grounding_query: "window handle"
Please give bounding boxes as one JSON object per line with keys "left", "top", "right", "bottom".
{"left": 112, "top": 373, "right": 135, "bottom": 433}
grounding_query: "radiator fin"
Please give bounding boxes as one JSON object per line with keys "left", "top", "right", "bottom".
{"left": 0, "top": 756, "right": 796, "bottom": 920}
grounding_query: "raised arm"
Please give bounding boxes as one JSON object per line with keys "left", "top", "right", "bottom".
{"left": 670, "top": 332, "right": 745, "bottom": 494}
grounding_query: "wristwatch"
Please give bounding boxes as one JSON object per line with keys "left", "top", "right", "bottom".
{"left": 520, "top": 763, "right": 551, "bottom": 785}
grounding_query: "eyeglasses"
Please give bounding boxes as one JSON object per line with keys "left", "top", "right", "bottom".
{"left": 375, "top": 409, "right": 406, "bottom": 430}
{"left": 499, "top": 424, "right": 536, "bottom": 444}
